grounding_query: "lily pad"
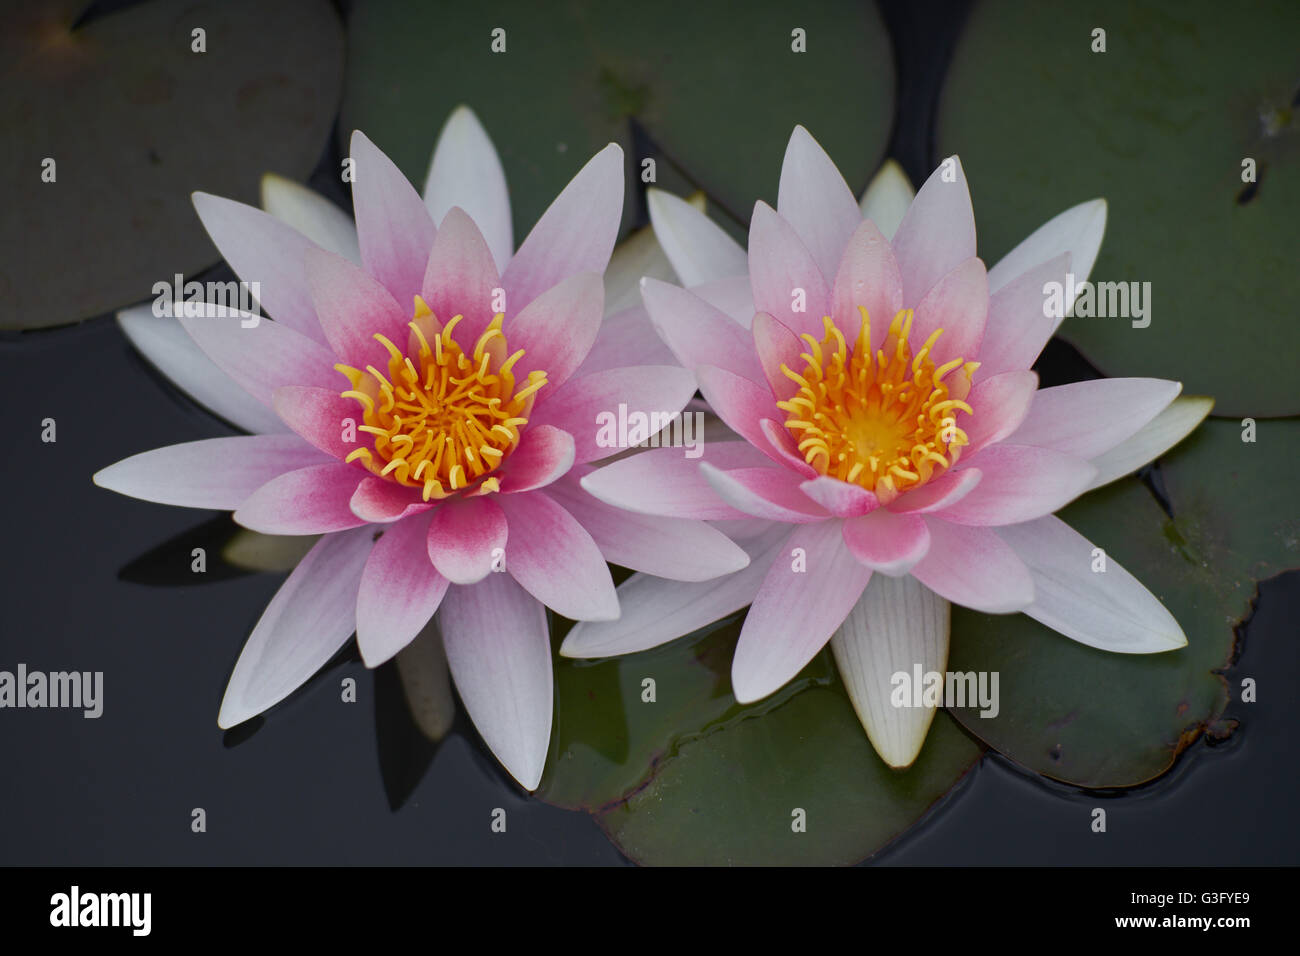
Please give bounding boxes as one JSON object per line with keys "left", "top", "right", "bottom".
{"left": 0, "top": 0, "right": 344, "bottom": 329}
{"left": 341, "top": 0, "right": 893, "bottom": 239}
{"left": 540, "top": 614, "right": 983, "bottom": 865}
{"left": 936, "top": 0, "right": 1300, "bottom": 416}
{"left": 947, "top": 417, "right": 1299, "bottom": 786}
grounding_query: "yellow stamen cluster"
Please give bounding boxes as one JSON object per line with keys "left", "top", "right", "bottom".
{"left": 337, "top": 296, "right": 547, "bottom": 501}
{"left": 777, "top": 307, "right": 979, "bottom": 504}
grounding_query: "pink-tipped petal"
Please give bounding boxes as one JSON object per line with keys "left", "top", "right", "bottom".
{"left": 694, "top": 364, "right": 783, "bottom": 459}
{"left": 508, "top": 272, "right": 604, "bottom": 391}
{"left": 350, "top": 130, "right": 437, "bottom": 307}
{"left": 939, "top": 446, "right": 1096, "bottom": 527}
{"left": 496, "top": 491, "right": 618, "bottom": 621}
{"left": 350, "top": 476, "right": 431, "bottom": 523}
{"left": 93, "top": 435, "right": 330, "bottom": 510}
{"left": 909, "top": 257, "right": 988, "bottom": 368}
{"left": 987, "top": 199, "right": 1106, "bottom": 296}
{"left": 800, "top": 475, "right": 880, "bottom": 517}
{"left": 842, "top": 508, "right": 931, "bottom": 576}
{"left": 890, "top": 156, "right": 976, "bottom": 304}
{"left": 179, "top": 313, "right": 340, "bottom": 408}
{"left": 304, "top": 246, "right": 410, "bottom": 368}
{"left": 528, "top": 365, "right": 697, "bottom": 463}
{"left": 273, "top": 386, "right": 367, "bottom": 460}
{"left": 261, "top": 173, "right": 361, "bottom": 265}
{"left": 548, "top": 473, "right": 749, "bottom": 582}
{"left": 695, "top": 275, "right": 757, "bottom": 327}
{"left": 752, "top": 311, "right": 806, "bottom": 401}
{"left": 961, "top": 370, "right": 1039, "bottom": 456}
{"left": 234, "top": 462, "right": 369, "bottom": 534}
{"left": 427, "top": 495, "right": 507, "bottom": 585}
{"left": 503, "top": 143, "right": 624, "bottom": 312}
{"left": 732, "top": 520, "right": 871, "bottom": 703}
{"left": 646, "top": 187, "right": 748, "bottom": 286}
{"left": 439, "top": 573, "right": 552, "bottom": 790}
{"left": 748, "top": 201, "right": 831, "bottom": 342}
{"left": 830, "top": 218, "right": 903, "bottom": 353}
{"left": 758, "top": 418, "right": 819, "bottom": 477}
{"left": 356, "top": 512, "right": 448, "bottom": 666}
{"left": 889, "top": 467, "right": 983, "bottom": 514}
{"left": 579, "top": 442, "right": 768, "bottom": 519}
{"left": 424, "top": 106, "right": 513, "bottom": 273}
{"left": 909, "top": 518, "right": 1034, "bottom": 613}
{"left": 498, "top": 425, "right": 575, "bottom": 494}
{"left": 574, "top": 304, "right": 677, "bottom": 377}
{"left": 777, "top": 125, "right": 863, "bottom": 281}
{"left": 420, "top": 205, "right": 501, "bottom": 345}
{"left": 1007, "top": 378, "right": 1182, "bottom": 460}
{"left": 641, "top": 278, "right": 764, "bottom": 383}
{"left": 191, "top": 192, "right": 329, "bottom": 344}
{"left": 218, "top": 527, "right": 374, "bottom": 728}
{"left": 976, "top": 253, "right": 1070, "bottom": 379}
{"left": 701, "top": 464, "right": 830, "bottom": 523}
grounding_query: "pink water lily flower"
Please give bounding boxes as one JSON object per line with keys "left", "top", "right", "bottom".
{"left": 567, "top": 128, "right": 1207, "bottom": 768}
{"left": 94, "top": 107, "right": 747, "bottom": 790}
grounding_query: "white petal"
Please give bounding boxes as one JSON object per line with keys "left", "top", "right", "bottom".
{"left": 424, "top": 105, "right": 513, "bottom": 273}
{"left": 857, "top": 159, "right": 914, "bottom": 240}
{"left": 1085, "top": 396, "right": 1214, "bottom": 491}
{"left": 395, "top": 617, "right": 456, "bottom": 743}
{"left": 116, "top": 305, "right": 287, "bottom": 435}
{"left": 831, "top": 574, "right": 949, "bottom": 768}
{"left": 646, "top": 187, "right": 748, "bottom": 287}
{"left": 218, "top": 527, "right": 373, "bottom": 728}
{"left": 987, "top": 198, "right": 1107, "bottom": 300}
{"left": 439, "top": 574, "right": 553, "bottom": 790}
{"left": 604, "top": 221, "right": 679, "bottom": 315}
{"left": 260, "top": 173, "right": 361, "bottom": 265}
{"left": 997, "top": 516, "right": 1187, "bottom": 653}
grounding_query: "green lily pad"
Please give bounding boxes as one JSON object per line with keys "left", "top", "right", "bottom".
{"left": 341, "top": 0, "right": 893, "bottom": 240}
{"left": 539, "top": 615, "right": 983, "bottom": 865}
{"left": 0, "top": 0, "right": 344, "bottom": 329}
{"left": 947, "top": 417, "right": 1299, "bottom": 786}
{"left": 936, "top": 0, "right": 1299, "bottom": 416}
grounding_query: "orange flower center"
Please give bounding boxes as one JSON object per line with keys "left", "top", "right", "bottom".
{"left": 337, "top": 296, "right": 547, "bottom": 501}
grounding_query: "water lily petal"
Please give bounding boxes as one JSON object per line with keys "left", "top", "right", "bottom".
{"left": 732, "top": 519, "right": 871, "bottom": 703}
{"left": 179, "top": 312, "right": 340, "bottom": 407}
{"left": 260, "top": 173, "right": 361, "bottom": 265}
{"left": 548, "top": 473, "right": 749, "bottom": 582}
{"left": 191, "top": 191, "right": 328, "bottom": 344}
{"left": 831, "top": 574, "right": 949, "bottom": 768}
{"left": 439, "top": 573, "right": 552, "bottom": 790}
{"left": 975, "top": 253, "right": 1070, "bottom": 379}
{"left": 777, "top": 125, "right": 862, "bottom": 281}
{"left": 889, "top": 467, "right": 983, "bottom": 514}
{"left": 800, "top": 475, "right": 880, "bottom": 517}
{"left": 890, "top": 155, "right": 976, "bottom": 303}
{"left": 560, "top": 527, "right": 788, "bottom": 658}
{"left": 961, "top": 370, "right": 1039, "bottom": 456}
{"left": 528, "top": 365, "right": 697, "bottom": 463}
{"left": 939, "top": 445, "right": 1096, "bottom": 526}
{"left": 751, "top": 311, "right": 805, "bottom": 401}
{"left": 858, "top": 159, "right": 914, "bottom": 239}
{"left": 842, "top": 508, "right": 930, "bottom": 576}
{"left": 579, "top": 442, "right": 767, "bottom": 519}
{"left": 576, "top": 304, "right": 677, "bottom": 376}
{"left": 642, "top": 278, "right": 763, "bottom": 382}
{"left": 424, "top": 105, "right": 512, "bottom": 273}
{"left": 987, "top": 198, "right": 1106, "bottom": 298}
{"left": 304, "top": 246, "right": 410, "bottom": 368}
{"left": 427, "top": 495, "right": 507, "bottom": 585}
{"left": 93, "top": 435, "right": 330, "bottom": 510}
{"left": 503, "top": 143, "right": 624, "bottom": 312}
{"left": 273, "top": 386, "right": 366, "bottom": 460}
{"left": 909, "top": 518, "right": 1034, "bottom": 613}
{"left": 350, "top": 130, "right": 437, "bottom": 307}
{"left": 420, "top": 205, "right": 500, "bottom": 345}
{"left": 218, "top": 527, "right": 374, "bottom": 728}
{"left": 695, "top": 364, "right": 785, "bottom": 457}
{"left": 234, "top": 462, "right": 369, "bottom": 534}
{"left": 646, "top": 187, "right": 747, "bottom": 286}
{"left": 1008, "top": 377, "right": 1182, "bottom": 460}
{"left": 701, "top": 464, "right": 831, "bottom": 523}
{"left": 748, "top": 201, "right": 831, "bottom": 342}
{"left": 997, "top": 515, "right": 1186, "bottom": 652}
{"left": 497, "top": 490, "right": 618, "bottom": 620}
{"left": 350, "top": 476, "right": 431, "bottom": 523}
{"left": 497, "top": 425, "right": 575, "bottom": 494}
{"left": 356, "top": 512, "right": 448, "bottom": 666}
{"left": 909, "top": 256, "right": 988, "bottom": 368}
{"left": 509, "top": 272, "right": 604, "bottom": 391}
{"left": 1084, "top": 396, "right": 1214, "bottom": 491}
{"left": 116, "top": 305, "right": 287, "bottom": 434}
{"left": 830, "top": 218, "right": 903, "bottom": 354}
